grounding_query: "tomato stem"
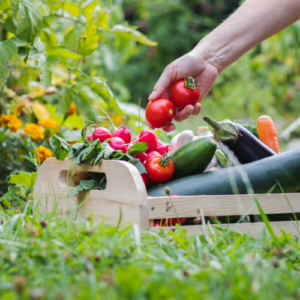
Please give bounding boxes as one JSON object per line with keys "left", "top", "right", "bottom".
{"left": 184, "top": 76, "right": 200, "bottom": 90}
{"left": 159, "top": 155, "right": 172, "bottom": 167}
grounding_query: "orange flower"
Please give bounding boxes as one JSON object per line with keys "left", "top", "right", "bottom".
{"left": 23, "top": 124, "right": 44, "bottom": 140}
{"left": 0, "top": 114, "right": 22, "bottom": 132}
{"left": 35, "top": 146, "right": 52, "bottom": 163}
{"left": 67, "top": 103, "right": 76, "bottom": 116}
{"left": 38, "top": 118, "right": 59, "bottom": 134}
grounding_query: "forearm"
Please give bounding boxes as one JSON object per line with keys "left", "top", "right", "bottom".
{"left": 196, "top": 0, "right": 300, "bottom": 72}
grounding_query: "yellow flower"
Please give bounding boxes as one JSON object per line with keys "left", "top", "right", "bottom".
{"left": 38, "top": 118, "right": 59, "bottom": 134}
{"left": 23, "top": 123, "right": 45, "bottom": 140}
{"left": 67, "top": 103, "right": 76, "bottom": 116}
{"left": 35, "top": 146, "right": 52, "bottom": 163}
{"left": 0, "top": 114, "right": 22, "bottom": 133}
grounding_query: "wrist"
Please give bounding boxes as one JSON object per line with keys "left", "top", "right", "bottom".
{"left": 192, "top": 38, "right": 229, "bottom": 73}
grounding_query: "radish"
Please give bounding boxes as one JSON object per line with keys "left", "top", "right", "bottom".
{"left": 141, "top": 173, "right": 148, "bottom": 188}
{"left": 157, "top": 140, "right": 164, "bottom": 148}
{"left": 134, "top": 152, "right": 147, "bottom": 163}
{"left": 146, "top": 151, "right": 160, "bottom": 161}
{"left": 125, "top": 143, "right": 133, "bottom": 153}
{"left": 138, "top": 130, "right": 158, "bottom": 152}
{"left": 87, "top": 135, "right": 93, "bottom": 141}
{"left": 157, "top": 145, "right": 172, "bottom": 155}
{"left": 109, "top": 137, "right": 126, "bottom": 152}
{"left": 112, "top": 126, "right": 131, "bottom": 144}
{"left": 93, "top": 127, "right": 111, "bottom": 143}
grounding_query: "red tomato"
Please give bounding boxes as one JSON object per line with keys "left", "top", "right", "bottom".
{"left": 141, "top": 173, "right": 148, "bottom": 188}
{"left": 170, "top": 77, "right": 200, "bottom": 110}
{"left": 146, "top": 98, "right": 176, "bottom": 129}
{"left": 145, "top": 155, "right": 175, "bottom": 184}
{"left": 162, "top": 194, "right": 187, "bottom": 226}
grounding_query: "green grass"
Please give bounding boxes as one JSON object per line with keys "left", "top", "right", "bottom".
{"left": 1, "top": 203, "right": 300, "bottom": 300}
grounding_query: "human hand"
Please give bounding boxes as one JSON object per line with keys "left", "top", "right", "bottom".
{"left": 148, "top": 50, "right": 219, "bottom": 132}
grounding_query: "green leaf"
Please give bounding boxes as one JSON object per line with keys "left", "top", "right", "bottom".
{"left": 90, "top": 76, "right": 123, "bottom": 114}
{"left": 77, "top": 20, "right": 99, "bottom": 56}
{"left": 101, "top": 0, "right": 112, "bottom": 12}
{"left": 4, "top": 17, "right": 17, "bottom": 34}
{"left": 68, "top": 179, "right": 99, "bottom": 197}
{"left": 97, "top": 11, "right": 109, "bottom": 29}
{"left": 49, "top": 134, "right": 71, "bottom": 161}
{"left": 0, "top": 39, "right": 17, "bottom": 88}
{"left": 1, "top": 39, "right": 18, "bottom": 56}
{"left": 82, "top": 0, "right": 99, "bottom": 22}
{"left": 56, "top": 85, "right": 77, "bottom": 116}
{"left": 44, "top": 0, "right": 61, "bottom": 11}
{"left": 63, "top": 1, "right": 80, "bottom": 17}
{"left": 127, "top": 142, "right": 148, "bottom": 156}
{"left": 11, "top": 34, "right": 29, "bottom": 47}
{"left": 40, "top": 57, "right": 54, "bottom": 89}
{"left": 0, "top": 185, "right": 18, "bottom": 204}
{"left": 49, "top": 48, "right": 82, "bottom": 60}
{"left": 111, "top": 25, "right": 157, "bottom": 46}
{"left": 13, "top": 0, "right": 43, "bottom": 39}
{"left": 64, "top": 28, "right": 76, "bottom": 51}
{"left": 40, "top": 30, "right": 58, "bottom": 52}
{"left": 69, "top": 143, "right": 86, "bottom": 158}
{"left": 8, "top": 172, "right": 37, "bottom": 190}
{"left": 82, "top": 139, "right": 101, "bottom": 161}
{"left": 128, "top": 156, "right": 147, "bottom": 174}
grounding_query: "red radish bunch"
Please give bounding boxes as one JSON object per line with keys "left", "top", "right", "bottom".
{"left": 112, "top": 126, "right": 131, "bottom": 144}
{"left": 138, "top": 130, "right": 158, "bottom": 152}
{"left": 93, "top": 127, "right": 111, "bottom": 142}
{"left": 134, "top": 152, "right": 147, "bottom": 163}
{"left": 109, "top": 137, "right": 127, "bottom": 152}
{"left": 146, "top": 151, "right": 159, "bottom": 162}
{"left": 87, "top": 135, "right": 93, "bottom": 141}
{"left": 157, "top": 145, "right": 172, "bottom": 155}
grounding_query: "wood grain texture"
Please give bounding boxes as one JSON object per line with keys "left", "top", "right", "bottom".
{"left": 33, "top": 158, "right": 149, "bottom": 229}
{"left": 150, "top": 221, "right": 300, "bottom": 238}
{"left": 148, "top": 193, "right": 300, "bottom": 219}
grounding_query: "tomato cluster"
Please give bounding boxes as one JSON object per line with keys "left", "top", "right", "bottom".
{"left": 146, "top": 76, "right": 200, "bottom": 129}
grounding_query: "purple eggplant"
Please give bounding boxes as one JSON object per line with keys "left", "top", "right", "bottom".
{"left": 204, "top": 116, "right": 276, "bottom": 164}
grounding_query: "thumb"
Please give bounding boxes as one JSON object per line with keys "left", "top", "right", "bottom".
{"left": 148, "top": 65, "right": 174, "bottom": 100}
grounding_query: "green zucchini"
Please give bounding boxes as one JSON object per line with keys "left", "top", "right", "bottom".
{"left": 148, "top": 147, "right": 300, "bottom": 196}
{"left": 171, "top": 136, "right": 216, "bottom": 179}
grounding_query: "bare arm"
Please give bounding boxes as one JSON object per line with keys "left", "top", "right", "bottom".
{"left": 149, "top": 0, "right": 300, "bottom": 132}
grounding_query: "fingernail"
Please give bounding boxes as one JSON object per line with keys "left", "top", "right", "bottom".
{"left": 148, "top": 90, "right": 157, "bottom": 100}
{"left": 187, "top": 108, "right": 194, "bottom": 114}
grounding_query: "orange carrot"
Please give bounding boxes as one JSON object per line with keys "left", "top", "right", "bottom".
{"left": 257, "top": 115, "right": 280, "bottom": 153}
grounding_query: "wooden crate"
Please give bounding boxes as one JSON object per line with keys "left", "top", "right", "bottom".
{"left": 34, "top": 158, "right": 300, "bottom": 238}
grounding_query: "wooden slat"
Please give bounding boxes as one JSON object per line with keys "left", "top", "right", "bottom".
{"left": 150, "top": 221, "right": 300, "bottom": 238}
{"left": 148, "top": 194, "right": 300, "bottom": 219}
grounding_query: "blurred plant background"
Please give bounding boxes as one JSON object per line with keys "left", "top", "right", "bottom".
{"left": 1, "top": 0, "right": 300, "bottom": 193}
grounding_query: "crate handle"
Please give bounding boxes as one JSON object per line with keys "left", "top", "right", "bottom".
{"left": 33, "top": 158, "right": 149, "bottom": 229}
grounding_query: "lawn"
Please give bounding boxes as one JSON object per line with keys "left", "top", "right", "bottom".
{"left": 1, "top": 202, "right": 300, "bottom": 300}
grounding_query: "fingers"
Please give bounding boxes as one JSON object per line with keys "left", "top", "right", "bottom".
{"left": 192, "top": 103, "right": 201, "bottom": 116}
{"left": 174, "top": 105, "right": 195, "bottom": 122}
{"left": 162, "top": 123, "right": 176, "bottom": 132}
{"left": 149, "top": 65, "right": 175, "bottom": 101}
